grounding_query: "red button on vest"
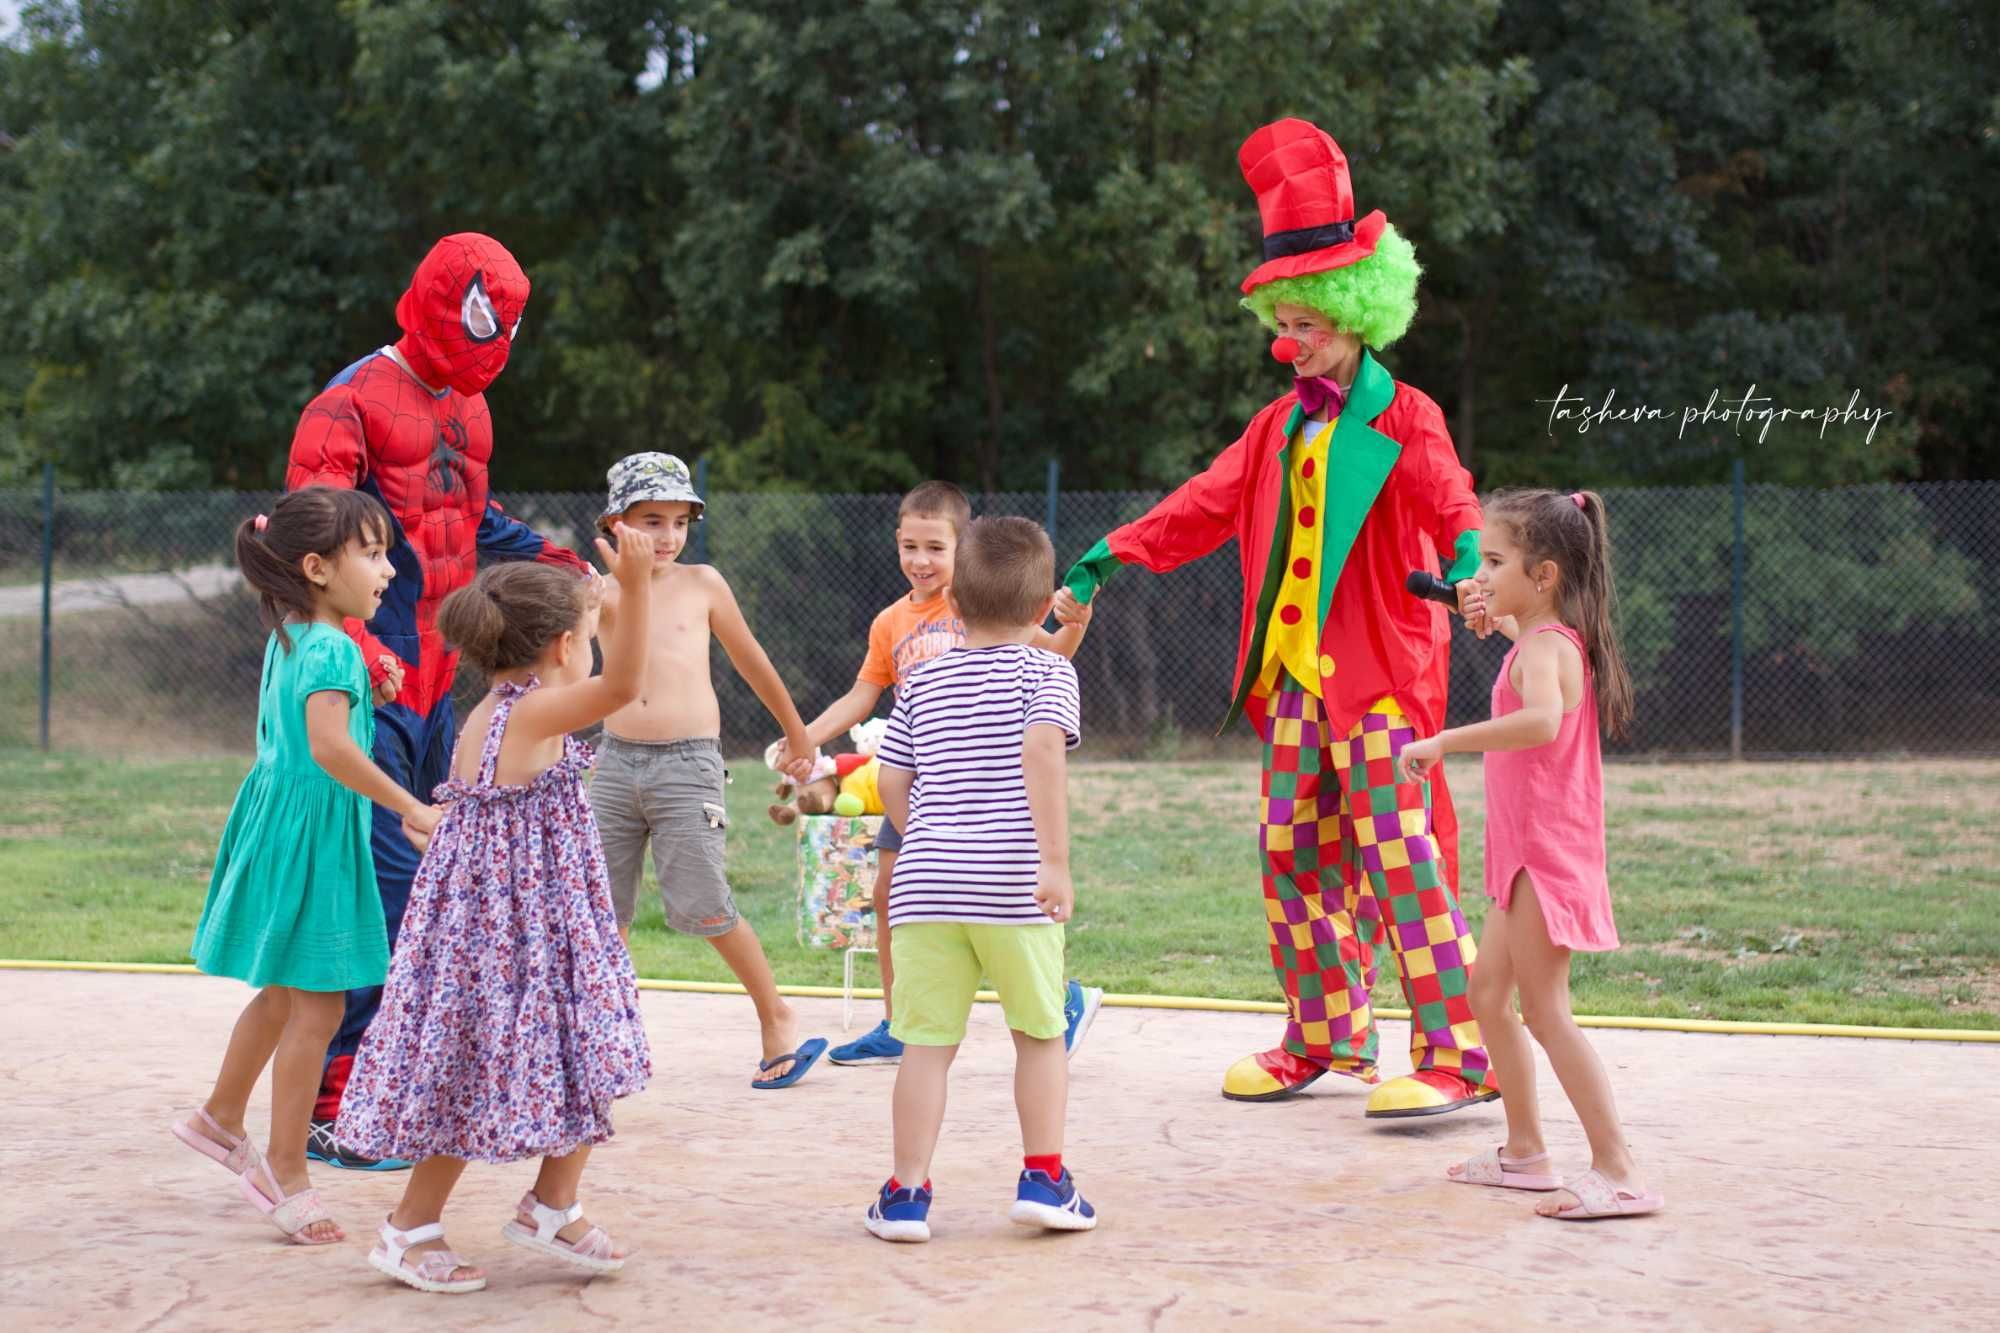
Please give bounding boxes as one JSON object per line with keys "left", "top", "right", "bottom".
{"left": 1279, "top": 604, "right": 1302, "bottom": 625}
{"left": 1302, "top": 458, "right": 1315, "bottom": 478}
{"left": 1293, "top": 558, "right": 1311, "bottom": 578}
{"left": 1299, "top": 506, "right": 1316, "bottom": 527}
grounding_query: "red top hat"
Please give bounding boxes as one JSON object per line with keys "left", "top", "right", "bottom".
{"left": 1238, "top": 118, "right": 1387, "bottom": 294}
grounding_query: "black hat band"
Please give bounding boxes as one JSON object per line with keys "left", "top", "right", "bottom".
{"left": 1263, "top": 219, "right": 1356, "bottom": 261}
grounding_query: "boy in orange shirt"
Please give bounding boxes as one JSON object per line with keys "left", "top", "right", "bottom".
{"left": 796, "top": 482, "right": 1101, "bottom": 1066}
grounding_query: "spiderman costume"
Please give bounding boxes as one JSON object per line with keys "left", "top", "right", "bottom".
{"left": 285, "top": 234, "right": 587, "bottom": 1151}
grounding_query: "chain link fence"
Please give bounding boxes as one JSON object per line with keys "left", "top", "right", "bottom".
{"left": 3, "top": 482, "right": 1995, "bottom": 758}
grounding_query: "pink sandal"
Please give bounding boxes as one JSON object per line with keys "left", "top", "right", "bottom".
{"left": 170, "top": 1108, "right": 261, "bottom": 1176}
{"left": 500, "top": 1191, "right": 625, "bottom": 1274}
{"left": 238, "top": 1159, "right": 343, "bottom": 1245}
{"left": 1450, "top": 1146, "right": 1564, "bottom": 1192}
{"left": 1544, "top": 1168, "right": 1664, "bottom": 1220}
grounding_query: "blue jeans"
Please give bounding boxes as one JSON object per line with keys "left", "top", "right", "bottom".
{"left": 316, "top": 693, "right": 455, "bottom": 1116}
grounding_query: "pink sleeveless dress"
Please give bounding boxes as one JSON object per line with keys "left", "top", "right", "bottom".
{"left": 1482, "top": 624, "right": 1618, "bottom": 951}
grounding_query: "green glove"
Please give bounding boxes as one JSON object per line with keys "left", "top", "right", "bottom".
{"left": 1063, "top": 536, "right": 1123, "bottom": 605}
{"left": 1444, "top": 528, "right": 1481, "bottom": 586}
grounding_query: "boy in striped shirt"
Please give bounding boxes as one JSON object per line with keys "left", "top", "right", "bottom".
{"left": 863, "top": 517, "right": 1098, "bottom": 1242}
{"left": 801, "top": 481, "right": 1102, "bottom": 1068}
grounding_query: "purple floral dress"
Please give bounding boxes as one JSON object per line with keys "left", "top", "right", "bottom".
{"left": 336, "top": 678, "right": 652, "bottom": 1163}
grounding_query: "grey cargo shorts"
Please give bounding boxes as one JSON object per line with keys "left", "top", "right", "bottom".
{"left": 591, "top": 735, "right": 738, "bottom": 935}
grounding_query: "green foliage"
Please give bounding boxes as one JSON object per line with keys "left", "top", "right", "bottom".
{"left": 0, "top": 0, "right": 1994, "bottom": 493}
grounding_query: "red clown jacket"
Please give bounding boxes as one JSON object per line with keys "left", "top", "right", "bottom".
{"left": 1066, "top": 350, "right": 1481, "bottom": 877}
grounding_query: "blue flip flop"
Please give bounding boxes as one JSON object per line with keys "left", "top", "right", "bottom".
{"left": 752, "top": 1037, "right": 828, "bottom": 1090}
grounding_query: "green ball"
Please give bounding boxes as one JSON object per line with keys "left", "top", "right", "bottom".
{"left": 833, "top": 792, "right": 865, "bottom": 818}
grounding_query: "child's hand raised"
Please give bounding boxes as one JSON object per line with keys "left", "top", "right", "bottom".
{"left": 594, "top": 522, "right": 656, "bottom": 589}
{"left": 1455, "top": 581, "right": 1493, "bottom": 639}
{"left": 1034, "top": 863, "right": 1075, "bottom": 923}
{"left": 1052, "top": 588, "right": 1093, "bottom": 628}
{"left": 1397, "top": 736, "right": 1444, "bottom": 785}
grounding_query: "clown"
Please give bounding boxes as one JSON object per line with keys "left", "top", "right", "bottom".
{"left": 1057, "top": 120, "right": 1497, "bottom": 1117}
{"left": 286, "top": 233, "right": 589, "bottom": 1164}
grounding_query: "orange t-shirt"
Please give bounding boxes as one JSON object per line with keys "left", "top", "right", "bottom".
{"left": 858, "top": 590, "right": 966, "bottom": 691}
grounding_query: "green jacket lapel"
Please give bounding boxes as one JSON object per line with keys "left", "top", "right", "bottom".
{"left": 1314, "top": 351, "right": 1401, "bottom": 628}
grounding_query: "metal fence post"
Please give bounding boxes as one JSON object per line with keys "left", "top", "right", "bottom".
{"left": 694, "top": 455, "right": 709, "bottom": 565}
{"left": 1044, "top": 457, "right": 1060, "bottom": 549}
{"left": 1730, "top": 458, "right": 1745, "bottom": 761}
{"left": 39, "top": 461, "right": 55, "bottom": 752}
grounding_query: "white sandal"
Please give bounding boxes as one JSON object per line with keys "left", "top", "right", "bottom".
{"left": 500, "top": 1190, "right": 625, "bottom": 1274}
{"left": 368, "top": 1217, "right": 487, "bottom": 1294}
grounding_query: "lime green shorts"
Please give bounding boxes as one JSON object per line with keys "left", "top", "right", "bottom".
{"left": 888, "top": 922, "right": 1066, "bottom": 1046}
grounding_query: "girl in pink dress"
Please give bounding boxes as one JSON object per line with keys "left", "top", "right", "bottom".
{"left": 1398, "top": 489, "right": 1661, "bottom": 1222}
{"left": 336, "top": 523, "right": 658, "bottom": 1293}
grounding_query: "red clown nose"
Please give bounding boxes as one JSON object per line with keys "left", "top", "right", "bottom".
{"left": 1271, "top": 337, "right": 1301, "bottom": 363}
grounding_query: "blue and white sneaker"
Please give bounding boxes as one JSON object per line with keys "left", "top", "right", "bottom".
{"left": 1063, "top": 980, "right": 1104, "bottom": 1059}
{"left": 830, "top": 1019, "right": 905, "bottom": 1066}
{"left": 865, "top": 1178, "right": 933, "bottom": 1243}
{"left": 305, "top": 1118, "right": 413, "bottom": 1172}
{"left": 1009, "top": 1167, "right": 1097, "bottom": 1231}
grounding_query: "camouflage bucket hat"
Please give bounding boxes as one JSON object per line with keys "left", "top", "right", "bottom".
{"left": 600, "top": 452, "right": 705, "bottom": 530}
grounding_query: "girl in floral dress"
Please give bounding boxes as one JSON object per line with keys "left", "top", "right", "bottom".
{"left": 337, "top": 524, "right": 658, "bottom": 1294}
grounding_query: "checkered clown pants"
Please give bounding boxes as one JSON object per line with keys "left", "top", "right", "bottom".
{"left": 1259, "top": 672, "right": 1492, "bottom": 1086}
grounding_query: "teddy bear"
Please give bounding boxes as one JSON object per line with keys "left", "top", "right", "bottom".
{"left": 765, "top": 718, "right": 890, "bottom": 825}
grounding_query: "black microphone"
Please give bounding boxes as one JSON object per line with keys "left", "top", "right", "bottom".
{"left": 1405, "top": 570, "right": 1460, "bottom": 607}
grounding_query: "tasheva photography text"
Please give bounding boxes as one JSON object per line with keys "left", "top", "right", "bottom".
{"left": 1538, "top": 385, "right": 1894, "bottom": 444}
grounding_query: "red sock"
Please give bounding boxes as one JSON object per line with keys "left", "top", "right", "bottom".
{"left": 1024, "top": 1154, "right": 1063, "bottom": 1178}
{"left": 886, "top": 1177, "right": 931, "bottom": 1194}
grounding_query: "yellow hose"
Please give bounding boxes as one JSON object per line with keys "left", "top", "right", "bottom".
{"left": 6, "top": 958, "right": 1996, "bottom": 1044}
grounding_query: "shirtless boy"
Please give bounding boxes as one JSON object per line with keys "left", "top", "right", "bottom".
{"left": 590, "top": 452, "right": 826, "bottom": 1090}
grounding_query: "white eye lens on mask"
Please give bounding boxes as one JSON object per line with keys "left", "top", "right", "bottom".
{"left": 461, "top": 274, "right": 501, "bottom": 343}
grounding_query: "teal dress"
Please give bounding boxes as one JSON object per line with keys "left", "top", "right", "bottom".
{"left": 191, "top": 622, "right": 390, "bottom": 991}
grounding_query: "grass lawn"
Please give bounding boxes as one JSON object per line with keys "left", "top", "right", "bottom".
{"left": 1, "top": 747, "right": 1996, "bottom": 1030}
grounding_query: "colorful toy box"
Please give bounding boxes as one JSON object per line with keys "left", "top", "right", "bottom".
{"left": 795, "top": 814, "right": 881, "bottom": 949}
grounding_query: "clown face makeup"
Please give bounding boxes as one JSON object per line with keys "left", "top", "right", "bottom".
{"left": 1270, "top": 303, "right": 1353, "bottom": 380}
{"left": 393, "top": 233, "right": 531, "bottom": 398}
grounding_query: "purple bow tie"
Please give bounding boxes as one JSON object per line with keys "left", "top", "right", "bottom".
{"left": 1294, "top": 376, "right": 1348, "bottom": 417}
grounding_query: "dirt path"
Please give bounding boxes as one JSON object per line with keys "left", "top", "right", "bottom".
{"left": 0, "top": 563, "right": 239, "bottom": 619}
{"left": 3, "top": 970, "right": 1994, "bottom": 1330}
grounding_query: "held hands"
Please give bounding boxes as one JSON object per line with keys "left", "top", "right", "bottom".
{"left": 401, "top": 802, "right": 444, "bottom": 853}
{"left": 594, "top": 522, "right": 657, "bottom": 590}
{"left": 1397, "top": 736, "right": 1444, "bottom": 785}
{"left": 1051, "top": 587, "right": 1093, "bottom": 628}
{"left": 1035, "top": 863, "right": 1075, "bottom": 923}
{"left": 772, "top": 729, "right": 815, "bottom": 783}
{"left": 371, "top": 654, "right": 406, "bottom": 706}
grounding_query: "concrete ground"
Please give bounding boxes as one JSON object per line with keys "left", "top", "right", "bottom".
{"left": 2, "top": 969, "right": 1995, "bottom": 1331}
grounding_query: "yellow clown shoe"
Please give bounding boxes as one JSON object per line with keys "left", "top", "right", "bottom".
{"left": 1222, "top": 1047, "right": 1326, "bottom": 1101}
{"left": 1364, "top": 1068, "right": 1502, "bottom": 1119}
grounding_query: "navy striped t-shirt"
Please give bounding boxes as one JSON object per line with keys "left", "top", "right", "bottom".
{"left": 876, "top": 643, "right": 1081, "bottom": 927}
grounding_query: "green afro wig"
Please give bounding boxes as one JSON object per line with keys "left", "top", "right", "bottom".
{"left": 1240, "top": 224, "right": 1421, "bottom": 349}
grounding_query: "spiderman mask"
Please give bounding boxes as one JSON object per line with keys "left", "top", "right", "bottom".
{"left": 393, "top": 232, "right": 530, "bottom": 398}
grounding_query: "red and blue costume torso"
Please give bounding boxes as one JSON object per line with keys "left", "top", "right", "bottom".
{"left": 286, "top": 234, "right": 586, "bottom": 1124}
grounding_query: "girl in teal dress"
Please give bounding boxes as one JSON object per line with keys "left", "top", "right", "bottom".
{"left": 170, "top": 486, "right": 444, "bottom": 1247}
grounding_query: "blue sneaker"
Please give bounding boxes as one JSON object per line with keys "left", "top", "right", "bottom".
{"left": 305, "top": 1118, "right": 412, "bottom": 1172}
{"left": 1009, "top": 1167, "right": 1097, "bottom": 1231}
{"left": 829, "top": 1019, "right": 904, "bottom": 1066}
{"left": 865, "top": 1178, "right": 933, "bottom": 1242}
{"left": 1063, "top": 981, "right": 1104, "bottom": 1059}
